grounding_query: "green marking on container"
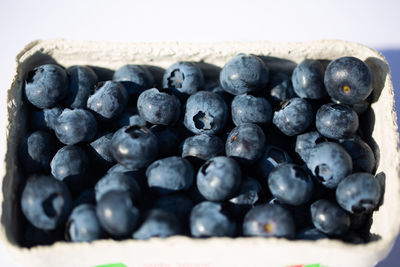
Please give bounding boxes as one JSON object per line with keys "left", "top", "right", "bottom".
{"left": 94, "top": 263, "right": 127, "bottom": 267}
{"left": 304, "top": 264, "right": 329, "bottom": 267}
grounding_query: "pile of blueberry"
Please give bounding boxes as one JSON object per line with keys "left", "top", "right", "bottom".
{"left": 19, "top": 53, "right": 383, "bottom": 246}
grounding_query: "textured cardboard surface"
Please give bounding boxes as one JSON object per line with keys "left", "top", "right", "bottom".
{"left": 1, "top": 40, "right": 399, "bottom": 267}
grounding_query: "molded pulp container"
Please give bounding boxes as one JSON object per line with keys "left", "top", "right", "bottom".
{"left": 1, "top": 40, "right": 400, "bottom": 267}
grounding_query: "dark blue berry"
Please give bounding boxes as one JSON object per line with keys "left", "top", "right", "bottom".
{"left": 87, "top": 81, "right": 128, "bottom": 120}
{"left": 163, "top": 62, "right": 204, "bottom": 97}
{"left": 87, "top": 132, "right": 115, "bottom": 169}
{"left": 220, "top": 54, "right": 269, "bottom": 95}
{"left": 310, "top": 199, "right": 350, "bottom": 236}
{"left": 296, "top": 227, "right": 328, "bottom": 240}
{"left": 113, "top": 64, "right": 154, "bottom": 95}
{"left": 66, "top": 204, "right": 104, "bottom": 242}
{"left": 268, "top": 163, "right": 314, "bottom": 206}
{"left": 306, "top": 142, "right": 352, "bottom": 189}
{"left": 267, "top": 72, "right": 295, "bottom": 107}
{"left": 96, "top": 190, "right": 140, "bottom": 238}
{"left": 110, "top": 125, "right": 158, "bottom": 169}
{"left": 324, "top": 56, "right": 373, "bottom": 105}
{"left": 257, "top": 145, "right": 292, "bottom": 185}
{"left": 340, "top": 137, "right": 376, "bottom": 173}
{"left": 21, "top": 175, "right": 72, "bottom": 230}
{"left": 137, "top": 88, "right": 181, "bottom": 125}
{"left": 231, "top": 94, "right": 272, "bottom": 126}
{"left": 64, "top": 66, "right": 98, "bottom": 108}
{"left": 243, "top": 204, "right": 295, "bottom": 238}
{"left": 116, "top": 112, "right": 147, "bottom": 128}
{"left": 291, "top": 59, "right": 326, "bottom": 99}
{"left": 225, "top": 123, "right": 266, "bottom": 164}
{"left": 94, "top": 172, "right": 141, "bottom": 202}
{"left": 54, "top": 108, "right": 97, "bottom": 145}
{"left": 133, "top": 209, "right": 182, "bottom": 240}
{"left": 295, "top": 131, "right": 326, "bottom": 163}
{"left": 273, "top": 97, "right": 313, "bottom": 136}
{"left": 190, "top": 201, "right": 236, "bottom": 237}
{"left": 25, "top": 64, "right": 68, "bottom": 108}
{"left": 196, "top": 156, "right": 242, "bottom": 201}
{"left": 146, "top": 156, "right": 194, "bottom": 195}
{"left": 50, "top": 145, "right": 89, "bottom": 192}
{"left": 19, "top": 131, "right": 57, "bottom": 174}
{"left": 336, "top": 172, "right": 381, "bottom": 214}
{"left": 316, "top": 103, "right": 359, "bottom": 139}
{"left": 181, "top": 134, "right": 224, "bottom": 161}
{"left": 30, "top": 106, "right": 62, "bottom": 131}
{"left": 229, "top": 177, "right": 262, "bottom": 206}
{"left": 184, "top": 91, "right": 228, "bottom": 135}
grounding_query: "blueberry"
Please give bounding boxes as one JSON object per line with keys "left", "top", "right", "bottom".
{"left": 66, "top": 204, "right": 104, "bottom": 242}
{"left": 146, "top": 156, "right": 194, "bottom": 195}
{"left": 324, "top": 56, "right": 373, "bottom": 105}
{"left": 190, "top": 201, "right": 236, "bottom": 237}
{"left": 310, "top": 199, "right": 350, "bottom": 236}
{"left": 220, "top": 54, "right": 269, "bottom": 95}
{"left": 230, "top": 177, "right": 262, "bottom": 206}
{"left": 225, "top": 123, "right": 266, "bottom": 164}
{"left": 133, "top": 209, "right": 182, "bottom": 240}
{"left": 184, "top": 91, "right": 228, "bottom": 135}
{"left": 267, "top": 72, "right": 295, "bottom": 107}
{"left": 296, "top": 227, "right": 328, "bottom": 240}
{"left": 340, "top": 136, "right": 376, "bottom": 173}
{"left": 107, "top": 163, "right": 142, "bottom": 177}
{"left": 54, "top": 108, "right": 97, "bottom": 145}
{"left": 19, "top": 130, "right": 57, "bottom": 174}
{"left": 153, "top": 193, "right": 194, "bottom": 222}
{"left": 306, "top": 142, "right": 352, "bottom": 189}
{"left": 21, "top": 175, "right": 72, "bottom": 230}
{"left": 137, "top": 88, "right": 181, "bottom": 125}
{"left": 196, "top": 156, "right": 242, "bottom": 201}
{"left": 113, "top": 64, "right": 154, "bottom": 95}
{"left": 256, "top": 145, "right": 292, "bottom": 185}
{"left": 243, "top": 204, "right": 295, "bottom": 238}
{"left": 273, "top": 97, "right": 313, "bottom": 136}
{"left": 316, "top": 103, "right": 359, "bottom": 139}
{"left": 291, "top": 59, "right": 326, "bottom": 99}
{"left": 94, "top": 172, "right": 141, "bottom": 202}
{"left": 268, "top": 163, "right": 314, "bottom": 206}
{"left": 295, "top": 131, "right": 326, "bottom": 163}
{"left": 116, "top": 112, "right": 147, "bottom": 128}
{"left": 149, "top": 125, "right": 180, "bottom": 157}
{"left": 50, "top": 145, "right": 89, "bottom": 192}
{"left": 110, "top": 125, "right": 158, "bottom": 169}
{"left": 25, "top": 64, "right": 68, "bottom": 108}
{"left": 64, "top": 66, "right": 98, "bottom": 108}
{"left": 162, "top": 61, "right": 204, "bottom": 98}
{"left": 96, "top": 190, "right": 140, "bottom": 238}
{"left": 336, "top": 172, "right": 381, "bottom": 214}
{"left": 87, "top": 132, "right": 115, "bottom": 170}
{"left": 181, "top": 134, "right": 224, "bottom": 161}
{"left": 30, "top": 106, "right": 62, "bottom": 131}
{"left": 231, "top": 94, "right": 272, "bottom": 126}
{"left": 87, "top": 81, "right": 128, "bottom": 120}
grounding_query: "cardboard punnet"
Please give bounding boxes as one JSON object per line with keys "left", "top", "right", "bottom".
{"left": 1, "top": 40, "right": 399, "bottom": 267}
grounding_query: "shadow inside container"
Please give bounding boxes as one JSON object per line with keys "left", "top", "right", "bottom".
{"left": 2, "top": 51, "right": 62, "bottom": 247}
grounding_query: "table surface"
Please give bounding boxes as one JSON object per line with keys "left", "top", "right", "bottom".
{"left": 0, "top": 1, "right": 400, "bottom": 266}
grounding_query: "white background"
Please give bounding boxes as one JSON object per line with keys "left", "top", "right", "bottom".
{"left": 0, "top": 0, "right": 400, "bottom": 266}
